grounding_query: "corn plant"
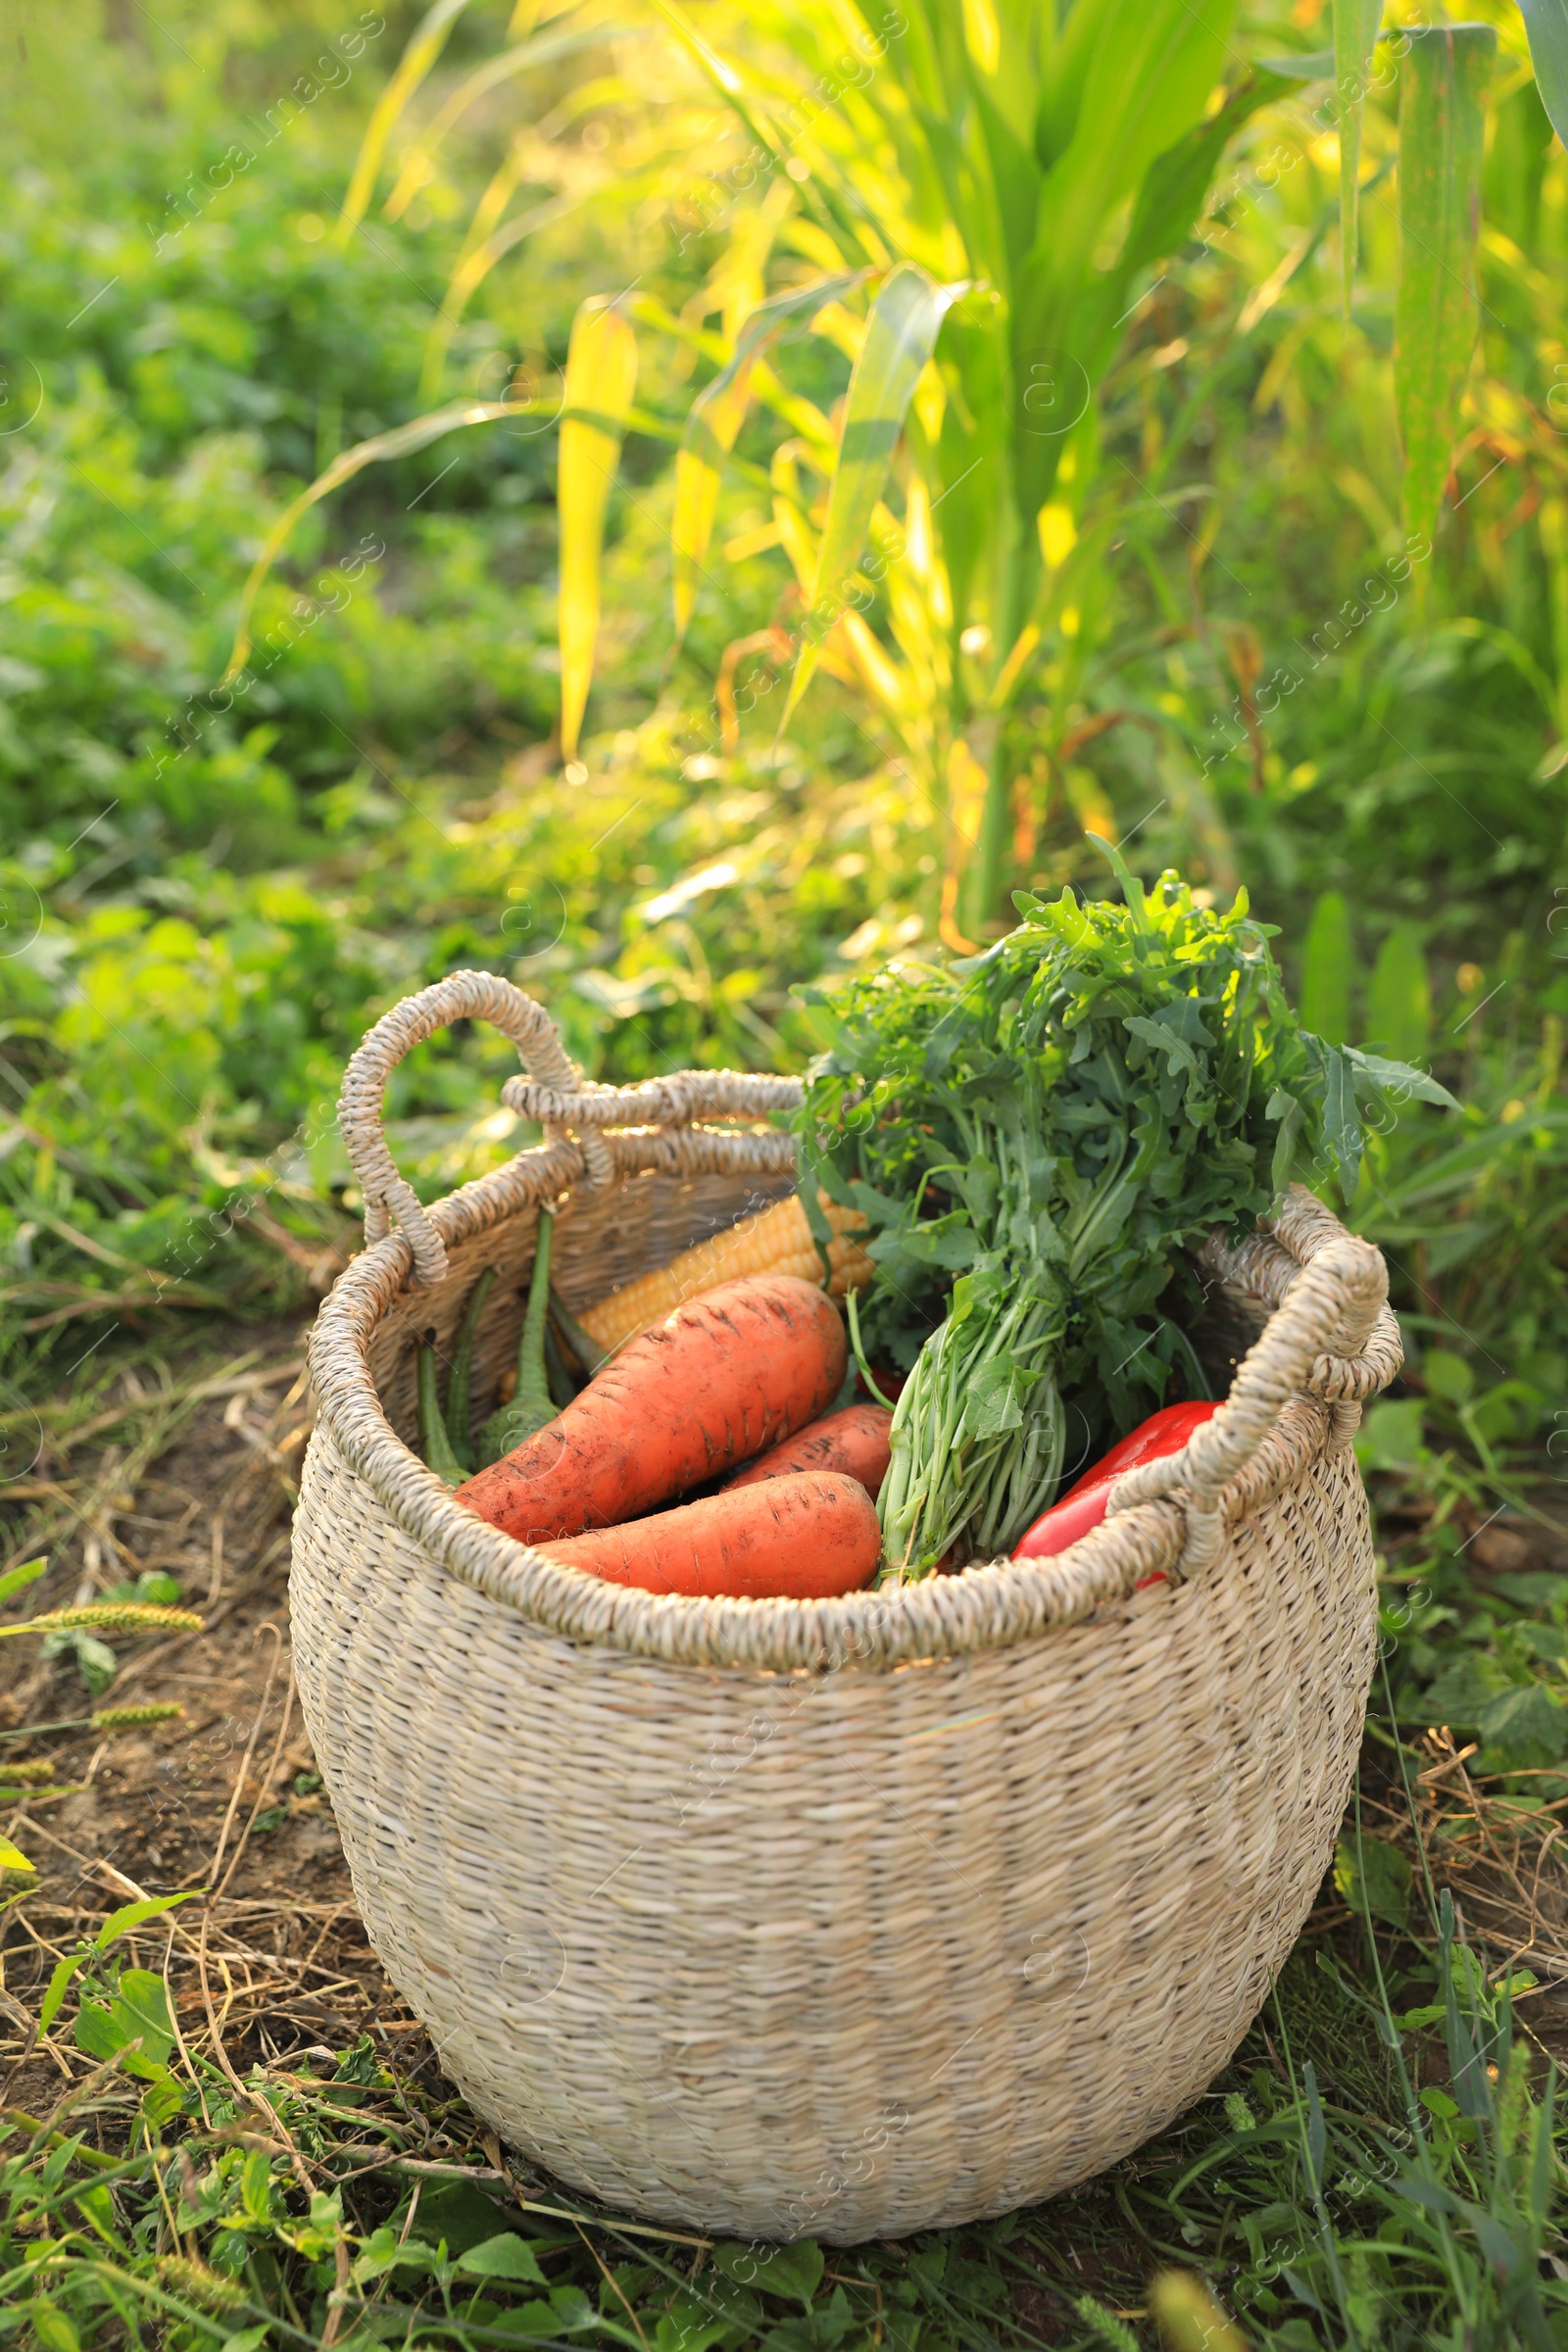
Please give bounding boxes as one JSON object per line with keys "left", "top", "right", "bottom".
{"left": 224, "top": 0, "right": 1567, "bottom": 927}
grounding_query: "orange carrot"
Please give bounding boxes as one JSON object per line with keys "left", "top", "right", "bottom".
{"left": 454, "top": 1274, "right": 846, "bottom": 1544}
{"left": 721, "top": 1402, "right": 894, "bottom": 1500}
{"left": 534, "top": 1471, "right": 881, "bottom": 1597}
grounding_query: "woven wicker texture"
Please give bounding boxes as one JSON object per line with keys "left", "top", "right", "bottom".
{"left": 292, "top": 973, "right": 1397, "bottom": 2242}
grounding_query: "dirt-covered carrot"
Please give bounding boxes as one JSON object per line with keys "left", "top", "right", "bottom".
{"left": 443, "top": 1265, "right": 496, "bottom": 1468}
{"left": 477, "top": 1208, "right": 558, "bottom": 1465}
{"left": 535, "top": 1471, "right": 881, "bottom": 1597}
{"left": 415, "top": 1334, "right": 466, "bottom": 1487}
{"left": 721, "top": 1402, "right": 894, "bottom": 1500}
{"left": 455, "top": 1274, "right": 846, "bottom": 1544}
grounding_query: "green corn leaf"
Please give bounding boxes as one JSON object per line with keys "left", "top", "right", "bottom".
{"left": 1258, "top": 49, "right": 1335, "bottom": 80}
{"left": 671, "top": 275, "right": 863, "bottom": 645}
{"left": 779, "top": 265, "right": 964, "bottom": 734}
{"left": 646, "top": 0, "right": 746, "bottom": 98}
{"left": 558, "top": 298, "right": 639, "bottom": 760}
{"left": 0, "top": 1556, "right": 47, "bottom": 1606}
{"left": 962, "top": 0, "right": 1002, "bottom": 77}
{"left": 1027, "top": 0, "right": 1237, "bottom": 328}
{"left": 220, "top": 397, "right": 532, "bottom": 682}
{"left": 420, "top": 191, "right": 589, "bottom": 405}
{"left": 333, "top": 0, "right": 478, "bottom": 245}
{"left": 672, "top": 372, "right": 753, "bottom": 650}
{"left": 1396, "top": 24, "right": 1495, "bottom": 554}
{"left": 1015, "top": 0, "right": 1236, "bottom": 520}
{"left": 1334, "top": 0, "right": 1385, "bottom": 312}
{"left": 646, "top": 0, "right": 840, "bottom": 256}
{"left": 1035, "top": 0, "right": 1124, "bottom": 172}
{"left": 1517, "top": 0, "right": 1568, "bottom": 150}
{"left": 385, "top": 23, "right": 635, "bottom": 221}
{"left": 1119, "top": 72, "right": 1294, "bottom": 287}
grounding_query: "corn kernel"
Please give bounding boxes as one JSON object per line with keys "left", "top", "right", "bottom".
{"left": 579, "top": 1192, "right": 872, "bottom": 1353}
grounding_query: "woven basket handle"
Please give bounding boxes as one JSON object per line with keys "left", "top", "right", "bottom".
{"left": 338, "top": 969, "right": 614, "bottom": 1286}
{"left": 1105, "top": 1191, "right": 1396, "bottom": 1577}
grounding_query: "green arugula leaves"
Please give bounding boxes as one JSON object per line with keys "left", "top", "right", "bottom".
{"left": 796, "top": 860, "right": 1453, "bottom": 1573}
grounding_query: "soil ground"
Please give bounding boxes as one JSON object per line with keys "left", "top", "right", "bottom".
{"left": 0, "top": 1322, "right": 469, "bottom": 2155}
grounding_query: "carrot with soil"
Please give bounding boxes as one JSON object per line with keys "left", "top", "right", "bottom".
{"left": 456, "top": 1273, "right": 847, "bottom": 1543}
{"left": 536, "top": 1470, "right": 880, "bottom": 1597}
{"left": 720, "top": 1402, "right": 894, "bottom": 1499}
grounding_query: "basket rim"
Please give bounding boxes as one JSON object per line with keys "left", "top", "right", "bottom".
{"left": 302, "top": 1135, "right": 1400, "bottom": 1673}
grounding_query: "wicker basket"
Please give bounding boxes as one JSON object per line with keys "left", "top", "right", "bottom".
{"left": 292, "top": 970, "right": 1401, "bottom": 2245}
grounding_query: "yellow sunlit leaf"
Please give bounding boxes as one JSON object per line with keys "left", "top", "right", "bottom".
{"left": 384, "top": 24, "right": 610, "bottom": 221}
{"left": 334, "top": 0, "right": 477, "bottom": 246}
{"left": 670, "top": 275, "right": 860, "bottom": 647}
{"left": 961, "top": 0, "right": 1001, "bottom": 75}
{"left": 779, "top": 266, "right": 964, "bottom": 735}
{"left": 1038, "top": 502, "right": 1078, "bottom": 570}
{"left": 559, "top": 299, "right": 639, "bottom": 760}
{"left": 672, "top": 368, "right": 754, "bottom": 643}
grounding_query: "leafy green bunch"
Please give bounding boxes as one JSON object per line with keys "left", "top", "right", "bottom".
{"left": 796, "top": 858, "right": 1453, "bottom": 1574}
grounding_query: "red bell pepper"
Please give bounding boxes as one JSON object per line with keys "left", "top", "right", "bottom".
{"left": 1013, "top": 1399, "right": 1220, "bottom": 1563}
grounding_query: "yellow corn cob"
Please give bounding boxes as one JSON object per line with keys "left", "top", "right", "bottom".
{"left": 578, "top": 1191, "right": 874, "bottom": 1354}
